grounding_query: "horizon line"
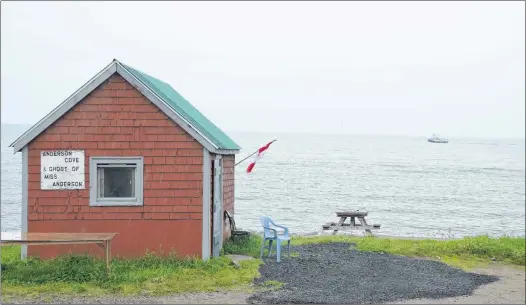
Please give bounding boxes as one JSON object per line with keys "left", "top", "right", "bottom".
{"left": 1, "top": 122, "right": 524, "bottom": 140}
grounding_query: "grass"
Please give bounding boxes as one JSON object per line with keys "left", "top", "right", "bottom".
{"left": 260, "top": 280, "right": 284, "bottom": 291}
{"left": 223, "top": 234, "right": 525, "bottom": 269}
{"left": 1, "top": 246, "right": 261, "bottom": 297}
{"left": 2, "top": 234, "right": 524, "bottom": 298}
{"left": 223, "top": 235, "right": 263, "bottom": 258}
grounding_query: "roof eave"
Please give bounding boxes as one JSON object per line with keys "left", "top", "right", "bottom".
{"left": 215, "top": 148, "right": 241, "bottom": 155}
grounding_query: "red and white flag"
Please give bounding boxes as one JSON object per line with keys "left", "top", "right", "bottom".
{"left": 246, "top": 140, "right": 275, "bottom": 173}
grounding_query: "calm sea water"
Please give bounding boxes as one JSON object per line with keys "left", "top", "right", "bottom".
{"left": 2, "top": 124, "right": 525, "bottom": 238}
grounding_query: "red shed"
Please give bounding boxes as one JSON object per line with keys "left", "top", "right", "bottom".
{"left": 9, "top": 59, "right": 240, "bottom": 260}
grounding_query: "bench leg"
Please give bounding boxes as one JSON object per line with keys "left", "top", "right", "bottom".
{"left": 105, "top": 240, "right": 111, "bottom": 274}
{"left": 358, "top": 217, "right": 372, "bottom": 236}
{"left": 333, "top": 216, "right": 347, "bottom": 235}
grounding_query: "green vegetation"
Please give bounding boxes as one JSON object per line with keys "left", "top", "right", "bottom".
{"left": 223, "top": 235, "right": 263, "bottom": 258}
{"left": 2, "top": 234, "right": 523, "bottom": 298}
{"left": 294, "top": 235, "right": 525, "bottom": 266}
{"left": 260, "top": 280, "right": 285, "bottom": 291}
{"left": 1, "top": 246, "right": 261, "bottom": 297}
{"left": 223, "top": 234, "right": 525, "bottom": 269}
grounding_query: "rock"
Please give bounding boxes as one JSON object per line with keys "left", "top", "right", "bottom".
{"left": 225, "top": 254, "right": 255, "bottom": 269}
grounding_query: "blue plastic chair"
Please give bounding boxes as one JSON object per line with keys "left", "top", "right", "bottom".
{"left": 260, "top": 216, "right": 291, "bottom": 262}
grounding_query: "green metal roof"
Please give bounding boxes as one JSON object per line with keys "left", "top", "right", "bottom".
{"left": 121, "top": 63, "right": 240, "bottom": 151}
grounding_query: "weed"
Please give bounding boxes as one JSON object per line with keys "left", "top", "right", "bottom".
{"left": 260, "top": 280, "right": 284, "bottom": 291}
{"left": 223, "top": 234, "right": 263, "bottom": 258}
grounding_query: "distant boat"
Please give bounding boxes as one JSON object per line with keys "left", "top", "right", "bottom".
{"left": 428, "top": 134, "right": 448, "bottom": 143}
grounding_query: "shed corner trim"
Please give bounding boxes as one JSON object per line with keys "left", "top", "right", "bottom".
{"left": 201, "top": 147, "right": 212, "bottom": 260}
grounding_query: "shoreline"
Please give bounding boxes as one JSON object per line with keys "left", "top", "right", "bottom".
{"left": 256, "top": 230, "right": 526, "bottom": 241}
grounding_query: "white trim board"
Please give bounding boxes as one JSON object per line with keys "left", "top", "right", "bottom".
{"left": 201, "top": 148, "right": 212, "bottom": 261}
{"left": 21, "top": 146, "right": 29, "bottom": 260}
{"left": 9, "top": 59, "right": 239, "bottom": 155}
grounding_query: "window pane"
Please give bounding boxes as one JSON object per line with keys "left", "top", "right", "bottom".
{"left": 98, "top": 167, "right": 136, "bottom": 198}
{"left": 98, "top": 168, "right": 105, "bottom": 198}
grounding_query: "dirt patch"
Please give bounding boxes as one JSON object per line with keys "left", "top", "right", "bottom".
{"left": 393, "top": 264, "right": 525, "bottom": 304}
{"left": 1, "top": 292, "right": 251, "bottom": 304}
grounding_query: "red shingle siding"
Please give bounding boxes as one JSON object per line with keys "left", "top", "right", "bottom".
{"left": 26, "top": 73, "right": 204, "bottom": 258}
{"left": 222, "top": 155, "right": 235, "bottom": 215}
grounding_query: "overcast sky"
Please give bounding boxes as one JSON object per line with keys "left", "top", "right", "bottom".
{"left": 1, "top": 1, "right": 524, "bottom": 138}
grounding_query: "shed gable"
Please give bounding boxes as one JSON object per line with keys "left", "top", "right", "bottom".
{"left": 10, "top": 59, "right": 241, "bottom": 154}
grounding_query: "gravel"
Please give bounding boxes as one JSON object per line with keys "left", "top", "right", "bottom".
{"left": 248, "top": 243, "right": 500, "bottom": 304}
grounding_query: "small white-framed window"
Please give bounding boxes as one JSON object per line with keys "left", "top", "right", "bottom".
{"left": 89, "top": 157, "right": 144, "bottom": 206}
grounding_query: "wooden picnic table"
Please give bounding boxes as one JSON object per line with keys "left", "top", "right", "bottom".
{"left": 322, "top": 211, "right": 381, "bottom": 236}
{"left": 1, "top": 232, "right": 118, "bottom": 273}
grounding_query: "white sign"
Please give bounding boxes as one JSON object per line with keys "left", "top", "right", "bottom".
{"left": 41, "top": 150, "right": 85, "bottom": 190}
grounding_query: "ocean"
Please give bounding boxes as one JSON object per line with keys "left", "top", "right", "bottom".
{"left": 2, "top": 124, "right": 525, "bottom": 238}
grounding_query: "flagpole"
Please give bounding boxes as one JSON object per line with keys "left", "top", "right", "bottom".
{"left": 235, "top": 139, "right": 276, "bottom": 167}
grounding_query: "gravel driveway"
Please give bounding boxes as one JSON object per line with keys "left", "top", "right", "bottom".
{"left": 248, "top": 242, "right": 500, "bottom": 304}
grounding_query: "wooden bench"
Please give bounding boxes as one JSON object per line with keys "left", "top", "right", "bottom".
{"left": 1, "top": 232, "right": 118, "bottom": 273}
{"left": 322, "top": 211, "right": 381, "bottom": 236}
